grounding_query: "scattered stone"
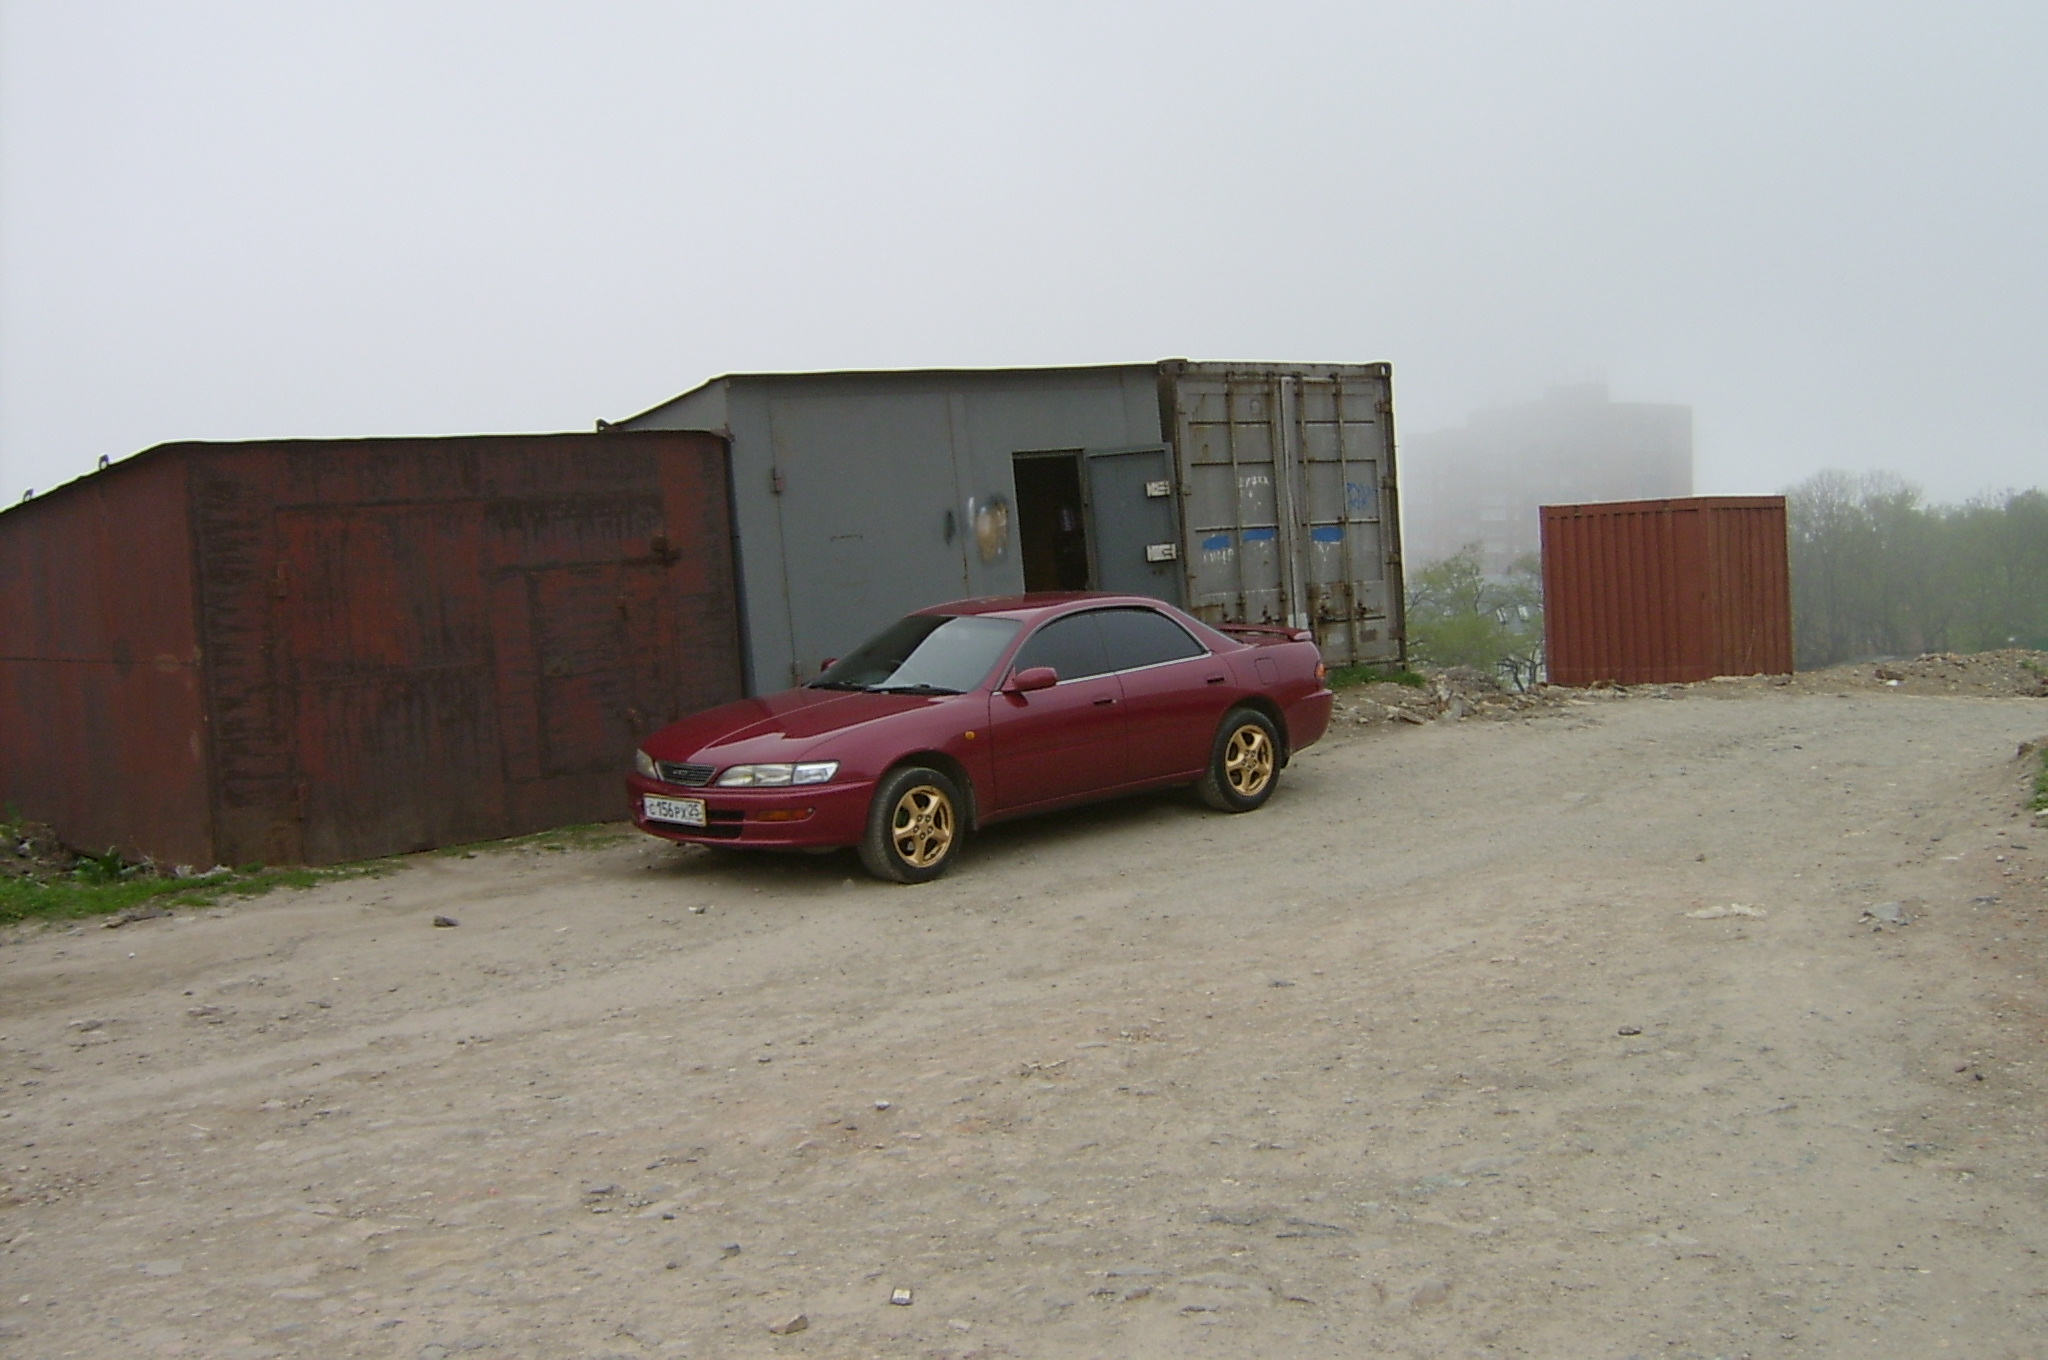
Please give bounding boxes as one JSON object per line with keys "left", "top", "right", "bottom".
{"left": 766, "top": 1313, "right": 808, "bottom": 1335}
{"left": 1862, "top": 902, "right": 1911, "bottom": 926}
{"left": 1685, "top": 903, "right": 1765, "bottom": 919}
{"left": 947, "top": 1318, "right": 973, "bottom": 1331}
{"left": 889, "top": 1287, "right": 913, "bottom": 1306}
{"left": 721, "top": 1243, "right": 742, "bottom": 1257}
{"left": 873, "top": 1099, "right": 891, "bottom": 1110}
{"left": 1198, "top": 1209, "right": 1268, "bottom": 1227}
{"left": 1408, "top": 1277, "right": 1450, "bottom": 1310}
{"left": 103, "top": 904, "right": 167, "bottom": 929}
{"left": 1617, "top": 1025, "right": 1642, "bottom": 1036}
{"left": 1274, "top": 1218, "right": 1349, "bottom": 1238}
{"left": 431, "top": 915, "right": 459, "bottom": 928}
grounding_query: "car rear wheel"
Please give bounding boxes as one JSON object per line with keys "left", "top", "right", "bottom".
{"left": 1197, "top": 709, "right": 1281, "bottom": 812}
{"left": 859, "top": 765, "right": 964, "bottom": 883}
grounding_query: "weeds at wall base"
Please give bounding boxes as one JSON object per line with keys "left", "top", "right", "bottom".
{"left": 1328, "top": 664, "right": 1427, "bottom": 689}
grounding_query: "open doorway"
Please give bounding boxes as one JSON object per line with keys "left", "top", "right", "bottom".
{"left": 1012, "top": 452, "right": 1092, "bottom": 592}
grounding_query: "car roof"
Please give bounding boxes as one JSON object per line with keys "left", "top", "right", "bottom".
{"left": 916, "top": 592, "right": 1169, "bottom": 622}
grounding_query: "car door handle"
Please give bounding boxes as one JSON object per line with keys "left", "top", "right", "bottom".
{"left": 1093, "top": 696, "right": 1116, "bottom": 706}
{"left": 1205, "top": 675, "right": 1226, "bottom": 684}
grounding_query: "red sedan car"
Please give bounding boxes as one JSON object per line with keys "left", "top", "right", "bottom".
{"left": 628, "top": 593, "right": 1333, "bottom": 882}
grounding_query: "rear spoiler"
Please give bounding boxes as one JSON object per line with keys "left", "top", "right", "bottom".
{"left": 1218, "top": 622, "right": 1314, "bottom": 645}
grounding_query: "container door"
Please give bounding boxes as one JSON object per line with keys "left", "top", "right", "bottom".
{"left": 1168, "top": 368, "right": 1402, "bottom": 665}
{"left": 1083, "top": 446, "right": 1183, "bottom": 604}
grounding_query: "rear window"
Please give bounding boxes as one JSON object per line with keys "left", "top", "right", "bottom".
{"left": 1097, "top": 607, "right": 1208, "bottom": 672}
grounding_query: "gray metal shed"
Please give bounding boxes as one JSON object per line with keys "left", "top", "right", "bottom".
{"left": 619, "top": 361, "right": 1404, "bottom": 692}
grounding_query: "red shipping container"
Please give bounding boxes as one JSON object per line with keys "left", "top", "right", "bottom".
{"left": 1, "top": 431, "right": 743, "bottom": 866}
{"left": 1541, "top": 496, "right": 1791, "bottom": 686}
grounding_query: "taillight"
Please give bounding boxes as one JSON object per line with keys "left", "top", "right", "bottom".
{"left": 1316, "top": 662, "right": 1327, "bottom": 681}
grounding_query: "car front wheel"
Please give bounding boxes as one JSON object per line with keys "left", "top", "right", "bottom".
{"left": 1197, "top": 708, "right": 1281, "bottom": 812}
{"left": 859, "top": 765, "right": 965, "bottom": 883}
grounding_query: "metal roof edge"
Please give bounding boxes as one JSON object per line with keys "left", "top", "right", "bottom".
{"left": 614, "top": 358, "right": 1394, "bottom": 425}
{"left": 0, "top": 428, "right": 697, "bottom": 523}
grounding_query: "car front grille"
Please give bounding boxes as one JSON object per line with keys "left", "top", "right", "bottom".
{"left": 657, "top": 761, "right": 716, "bottom": 787}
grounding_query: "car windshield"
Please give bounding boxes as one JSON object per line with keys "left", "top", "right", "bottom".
{"left": 808, "top": 614, "right": 1021, "bottom": 694}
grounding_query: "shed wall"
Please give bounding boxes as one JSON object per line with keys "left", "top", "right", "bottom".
{"left": 188, "top": 431, "right": 743, "bottom": 864}
{"left": 1541, "top": 496, "right": 1791, "bottom": 686}
{"left": 0, "top": 454, "right": 214, "bottom": 865}
{"left": 628, "top": 368, "right": 1162, "bottom": 690}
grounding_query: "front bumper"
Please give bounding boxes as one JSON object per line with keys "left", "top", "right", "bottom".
{"left": 625, "top": 773, "right": 875, "bottom": 849}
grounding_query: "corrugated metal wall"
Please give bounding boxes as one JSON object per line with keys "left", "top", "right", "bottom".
{"left": 0, "top": 454, "right": 214, "bottom": 865}
{"left": 0, "top": 431, "right": 744, "bottom": 867}
{"left": 1164, "top": 362, "right": 1404, "bottom": 665}
{"left": 1541, "top": 496, "right": 1791, "bottom": 686}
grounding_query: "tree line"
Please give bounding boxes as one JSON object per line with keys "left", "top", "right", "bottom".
{"left": 1402, "top": 472, "right": 2048, "bottom": 679}
{"left": 1787, "top": 472, "right": 2048, "bottom": 668}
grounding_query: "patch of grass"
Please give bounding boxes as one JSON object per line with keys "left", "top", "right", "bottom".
{"left": 2032, "top": 745, "right": 2048, "bottom": 813}
{"left": 1327, "top": 663, "right": 1427, "bottom": 690}
{"left": 0, "top": 862, "right": 386, "bottom": 929}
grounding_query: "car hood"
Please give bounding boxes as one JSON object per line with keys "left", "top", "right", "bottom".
{"left": 642, "top": 687, "right": 957, "bottom": 765}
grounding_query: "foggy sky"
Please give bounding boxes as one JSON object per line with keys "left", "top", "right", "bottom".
{"left": 3, "top": 1, "right": 2043, "bottom": 507}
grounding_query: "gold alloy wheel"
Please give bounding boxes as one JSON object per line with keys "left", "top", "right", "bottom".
{"left": 889, "top": 784, "right": 956, "bottom": 868}
{"left": 1223, "top": 723, "right": 1276, "bottom": 798}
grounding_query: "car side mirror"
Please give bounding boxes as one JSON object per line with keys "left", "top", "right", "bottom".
{"left": 819, "top": 658, "right": 838, "bottom": 672}
{"left": 1005, "top": 666, "right": 1058, "bottom": 694}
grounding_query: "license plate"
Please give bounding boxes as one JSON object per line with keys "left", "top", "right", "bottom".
{"left": 642, "top": 795, "right": 706, "bottom": 827}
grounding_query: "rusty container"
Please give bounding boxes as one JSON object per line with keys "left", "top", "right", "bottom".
{"left": 0, "top": 431, "right": 742, "bottom": 867}
{"left": 1541, "top": 495, "right": 1791, "bottom": 686}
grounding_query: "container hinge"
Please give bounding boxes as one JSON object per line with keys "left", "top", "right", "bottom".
{"left": 770, "top": 467, "right": 786, "bottom": 494}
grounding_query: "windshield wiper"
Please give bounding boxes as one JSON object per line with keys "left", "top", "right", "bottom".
{"left": 805, "top": 680, "right": 871, "bottom": 691}
{"left": 871, "top": 683, "right": 962, "bottom": 696}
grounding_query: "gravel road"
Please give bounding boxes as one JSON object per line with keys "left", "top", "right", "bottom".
{"left": 3, "top": 686, "right": 2046, "bottom": 1359}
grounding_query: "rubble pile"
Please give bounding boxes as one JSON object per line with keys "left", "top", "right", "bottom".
{"left": 1334, "top": 666, "right": 1558, "bottom": 728}
{"left": 2, "top": 818, "right": 79, "bottom": 883}
{"left": 1863, "top": 649, "right": 2048, "bottom": 697}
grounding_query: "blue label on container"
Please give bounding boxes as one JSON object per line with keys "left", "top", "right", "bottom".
{"left": 1241, "top": 527, "right": 1278, "bottom": 543}
{"left": 1346, "top": 482, "right": 1376, "bottom": 514}
{"left": 1201, "top": 534, "right": 1232, "bottom": 552}
{"left": 1309, "top": 526, "right": 1345, "bottom": 543}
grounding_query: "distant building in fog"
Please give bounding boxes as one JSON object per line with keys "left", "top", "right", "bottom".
{"left": 1402, "top": 384, "right": 1692, "bottom": 575}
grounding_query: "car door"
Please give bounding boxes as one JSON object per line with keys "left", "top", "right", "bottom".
{"left": 987, "top": 611, "right": 1127, "bottom": 811}
{"left": 1098, "top": 606, "right": 1225, "bottom": 783}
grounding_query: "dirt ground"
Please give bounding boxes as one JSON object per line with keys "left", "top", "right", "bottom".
{"left": 4, "top": 680, "right": 2047, "bottom": 1359}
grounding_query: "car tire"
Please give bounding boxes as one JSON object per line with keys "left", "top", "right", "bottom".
{"left": 858, "top": 765, "right": 965, "bottom": 883}
{"left": 1196, "top": 708, "right": 1281, "bottom": 812}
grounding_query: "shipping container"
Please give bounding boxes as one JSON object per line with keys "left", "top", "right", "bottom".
{"left": 0, "top": 431, "right": 742, "bottom": 867}
{"left": 1540, "top": 495, "right": 1791, "bottom": 686}
{"left": 620, "top": 360, "right": 1404, "bottom": 691}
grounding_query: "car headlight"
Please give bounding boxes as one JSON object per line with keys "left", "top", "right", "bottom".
{"left": 634, "top": 749, "right": 658, "bottom": 779}
{"left": 716, "top": 761, "right": 839, "bottom": 787}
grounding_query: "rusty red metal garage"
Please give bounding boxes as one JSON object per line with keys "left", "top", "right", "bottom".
{"left": 1541, "top": 495, "right": 1792, "bottom": 686}
{"left": 0, "top": 431, "right": 743, "bottom": 866}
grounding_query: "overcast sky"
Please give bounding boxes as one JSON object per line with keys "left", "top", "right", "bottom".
{"left": 3, "top": 1, "right": 2043, "bottom": 508}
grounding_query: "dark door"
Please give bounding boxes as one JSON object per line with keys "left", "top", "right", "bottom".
{"left": 1085, "top": 447, "right": 1183, "bottom": 604}
{"left": 1097, "top": 606, "right": 1223, "bottom": 782}
{"left": 1012, "top": 452, "right": 1093, "bottom": 591}
{"left": 987, "top": 611, "right": 1126, "bottom": 811}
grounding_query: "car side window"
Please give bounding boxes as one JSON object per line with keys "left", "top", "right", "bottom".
{"left": 1012, "top": 612, "right": 1112, "bottom": 682}
{"left": 1097, "top": 607, "right": 1208, "bottom": 672}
